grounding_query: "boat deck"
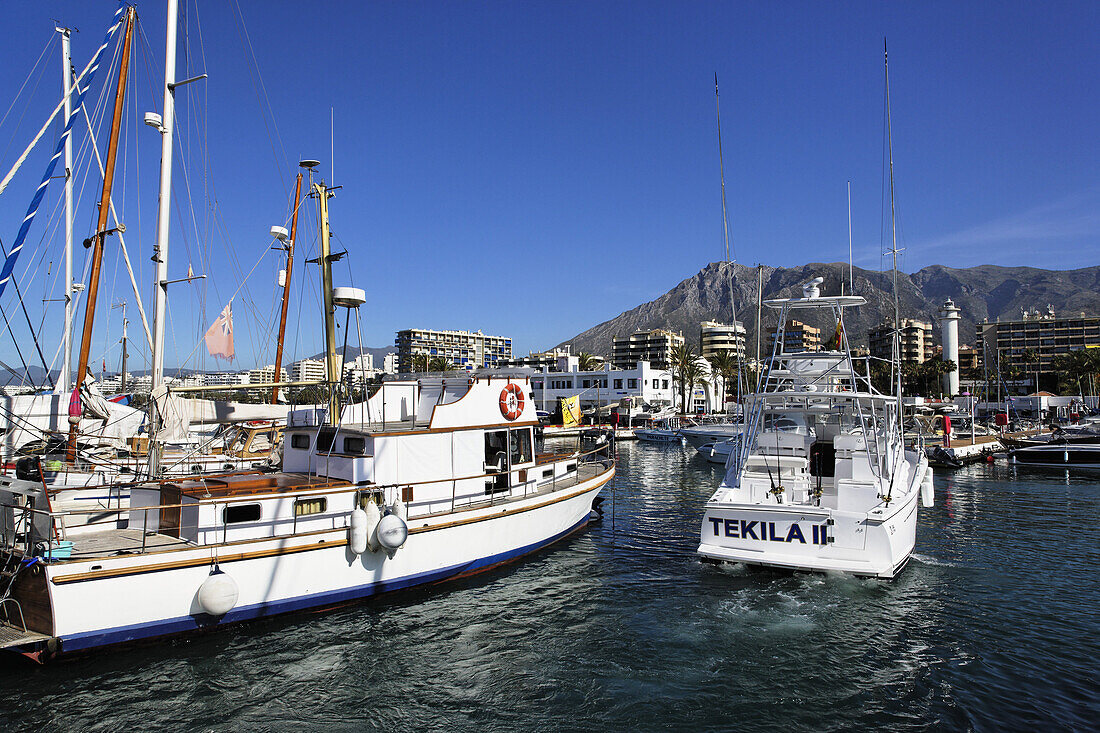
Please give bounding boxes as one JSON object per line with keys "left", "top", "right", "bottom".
{"left": 38, "top": 461, "right": 614, "bottom": 562}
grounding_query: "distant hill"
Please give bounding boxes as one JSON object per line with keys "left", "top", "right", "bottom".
{"left": 554, "top": 262, "right": 1100, "bottom": 357}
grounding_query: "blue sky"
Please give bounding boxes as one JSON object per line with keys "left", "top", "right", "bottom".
{"left": 0, "top": 0, "right": 1097, "bottom": 378}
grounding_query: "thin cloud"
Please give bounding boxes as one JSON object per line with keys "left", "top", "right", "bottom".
{"left": 915, "top": 189, "right": 1100, "bottom": 255}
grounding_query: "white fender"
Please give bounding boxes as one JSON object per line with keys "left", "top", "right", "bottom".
{"left": 197, "top": 571, "right": 239, "bottom": 616}
{"left": 376, "top": 513, "right": 408, "bottom": 554}
{"left": 921, "top": 467, "right": 934, "bottom": 507}
{"left": 390, "top": 497, "right": 407, "bottom": 521}
{"left": 364, "top": 500, "right": 382, "bottom": 552}
{"left": 348, "top": 508, "right": 368, "bottom": 555}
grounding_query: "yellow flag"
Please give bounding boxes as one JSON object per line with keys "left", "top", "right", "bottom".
{"left": 561, "top": 396, "right": 581, "bottom": 428}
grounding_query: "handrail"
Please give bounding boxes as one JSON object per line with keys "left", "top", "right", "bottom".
{"left": 0, "top": 444, "right": 614, "bottom": 528}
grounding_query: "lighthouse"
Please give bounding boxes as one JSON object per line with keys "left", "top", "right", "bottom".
{"left": 938, "top": 298, "right": 961, "bottom": 397}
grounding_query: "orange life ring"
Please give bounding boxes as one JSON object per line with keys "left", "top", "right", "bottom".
{"left": 499, "top": 383, "right": 524, "bottom": 421}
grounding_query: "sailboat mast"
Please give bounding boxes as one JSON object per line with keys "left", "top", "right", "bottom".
{"left": 715, "top": 73, "right": 731, "bottom": 265}
{"left": 314, "top": 181, "right": 340, "bottom": 420}
{"left": 67, "top": 6, "right": 135, "bottom": 459}
{"left": 148, "top": 0, "right": 179, "bottom": 477}
{"left": 150, "top": 0, "right": 178, "bottom": 398}
{"left": 58, "top": 25, "right": 74, "bottom": 394}
{"left": 271, "top": 172, "right": 303, "bottom": 404}
{"left": 885, "top": 40, "right": 903, "bottom": 416}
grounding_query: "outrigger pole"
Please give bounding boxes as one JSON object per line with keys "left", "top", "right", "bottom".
{"left": 67, "top": 6, "right": 136, "bottom": 461}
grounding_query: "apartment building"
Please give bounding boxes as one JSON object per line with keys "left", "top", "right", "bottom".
{"left": 396, "top": 328, "right": 512, "bottom": 372}
{"left": 611, "top": 329, "right": 684, "bottom": 371}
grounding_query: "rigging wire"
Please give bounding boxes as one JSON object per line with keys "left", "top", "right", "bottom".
{"left": 0, "top": 31, "right": 56, "bottom": 164}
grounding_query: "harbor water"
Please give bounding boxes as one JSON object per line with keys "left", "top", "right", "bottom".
{"left": 1, "top": 438, "right": 1096, "bottom": 731}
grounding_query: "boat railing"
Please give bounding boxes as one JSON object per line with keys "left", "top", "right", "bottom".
{"left": 0, "top": 445, "right": 614, "bottom": 560}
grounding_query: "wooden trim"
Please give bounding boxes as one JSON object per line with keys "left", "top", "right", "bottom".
{"left": 374, "top": 420, "right": 539, "bottom": 438}
{"left": 50, "top": 467, "right": 614, "bottom": 585}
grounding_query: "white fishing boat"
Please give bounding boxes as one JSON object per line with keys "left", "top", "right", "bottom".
{"left": 697, "top": 435, "right": 741, "bottom": 464}
{"left": 680, "top": 422, "right": 742, "bottom": 450}
{"left": 634, "top": 417, "right": 686, "bottom": 443}
{"left": 697, "top": 285, "right": 933, "bottom": 578}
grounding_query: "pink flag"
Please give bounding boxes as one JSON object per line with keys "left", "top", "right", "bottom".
{"left": 204, "top": 302, "right": 235, "bottom": 361}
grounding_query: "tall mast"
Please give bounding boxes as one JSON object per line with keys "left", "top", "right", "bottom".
{"left": 885, "top": 39, "right": 903, "bottom": 416}
{"left": 148, "top": 0, "right": 179, "bottom": 477}
{"left": 67, "top": 6, "right": 135, "bottom": 460}
{"left": 150, "top": 0, "right": 178, "bottom": 397}
{"left": 271, "top": 171, "right": 303, "bottom": 404}
{"left": 313, "top": 178, "right": 340, "bottom": 420}
{"left": 57, "top": 26, "right": 74, "bottom": 394}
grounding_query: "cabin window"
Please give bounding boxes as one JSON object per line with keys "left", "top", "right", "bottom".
{"left": 223, "top": 503, "right": 262, "bottom": 524}
{"left": 344, "top": 436, "right": 366, "bottom": 454}
{"left": 291, "top": 434, "right": 310, "bottom": 449}
{"left": 566, "top": 462, "right": 577, "bottom": 473}
{"left": 294, "top": 497, "right": 327, "bottom": 516}
{"left": 249, "top": 430, "right": 276, "bottom": 453}
{"left": 316, "top": 428, "right": 337, "bottom": 453}
{"left": 509, "top": 428, "right": 533, "bottom": 465}
{"left": 542, "top": 468, "right": 554, "bottom": 479}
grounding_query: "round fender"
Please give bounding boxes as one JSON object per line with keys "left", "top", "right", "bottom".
{"left": 198, "top": 571, "right": 239, "bottom": 616}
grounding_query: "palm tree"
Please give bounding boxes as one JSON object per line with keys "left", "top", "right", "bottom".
{"left": 708, "top": 351, "right": 739, "bottom": 410}
{"left": 671, "top": 343, "right": 706, "bottom": 414}
{"left": 428, "top": 356, "right": 456, "bottom": 372}
{"left": 577, "top": 352, "right": 600, "bottom": 371}
{"left": 1020, "top": 348, "right": 1040, "bottom": 392}
{"left": 411, "top": 353, "right": 429, "bottom": 372}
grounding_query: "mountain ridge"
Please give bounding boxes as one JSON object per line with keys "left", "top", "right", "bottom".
{"left": 552, "top": 262, "right": 1100, "bottom": 357}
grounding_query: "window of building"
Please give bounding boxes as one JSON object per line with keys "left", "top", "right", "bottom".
{"left": 628, "top": 379, "right": 637, "bottom": 389}
{"left": 614, "top": 379, "right": 622, "bottom": 389}
{"left": 223, "top": 503, "right": 262, "bottom": 524}
{"left": 294, "top": 497, "right": 327, "bottom": 516}
{"left": 663, "top": 379, "right": 670, "bottom": 389}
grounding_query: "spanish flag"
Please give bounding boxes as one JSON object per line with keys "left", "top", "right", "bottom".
{"left": 828, "top": 316, "right": 844, "bottom": 351}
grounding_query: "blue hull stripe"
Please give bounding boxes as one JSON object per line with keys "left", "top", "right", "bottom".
{"left": 54, "top": 514, "right": 591, "bottom": 654}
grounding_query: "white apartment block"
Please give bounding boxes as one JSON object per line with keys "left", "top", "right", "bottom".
{"left": 248, "top": 365, "right": 289, "bottom": 384}
{"left": 700, "top": 320, "right": 747, "bottom": 359}
{"left": 396, "top": 328, "right": 512, "bottom": 372}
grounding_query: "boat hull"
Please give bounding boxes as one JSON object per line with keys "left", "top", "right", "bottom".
{"left": 697, "top": 484, "right": 920, "bottom": 579}
{"left": 14, "top": 467, "right": 612, "bottom": 659}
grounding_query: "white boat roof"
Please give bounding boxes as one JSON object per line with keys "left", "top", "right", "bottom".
{"left": 764, "top": 295, "right": 866, "bottom": 310}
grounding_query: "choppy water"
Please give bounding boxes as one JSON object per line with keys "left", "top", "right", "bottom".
{"left": 1, "top": 439, "right": 1097, "bottom": 731}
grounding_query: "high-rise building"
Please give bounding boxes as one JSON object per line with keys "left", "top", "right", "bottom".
{"left": 978, "top": 308, "right": 1100, "bottom": 374}
{"left": 700, "top": 320, "right": 746, "bottom": 360}
{"left": 611, "top": 329, "right": 684, "bottom": 370}
{"left": 769, "top": 320, "right": 822, "bottom": 353}
{"left": 395, "top": 329, "right": 512, "bottom": 372}
{"left": 382, "top": 353, "right": 398, "bottom": 374}
{"left": 868, "top": 319, "right": 934, "bottom": 364}
{"left": 290, "top": 358, "right": 339, "bottom": 383}
{"left": 248, "top": 365, "right": 289, "bottom": 384}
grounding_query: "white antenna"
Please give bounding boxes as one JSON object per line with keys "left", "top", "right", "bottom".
{"left": 331, "top": 106, "right": 335, "bottom": 183}
{"left": 847, "top": 180, "right": 853, "bottom": 293}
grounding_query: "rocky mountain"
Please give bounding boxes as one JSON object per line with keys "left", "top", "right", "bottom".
{"left": 554, "top": 262, "right": 1100, "bottom": 357}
